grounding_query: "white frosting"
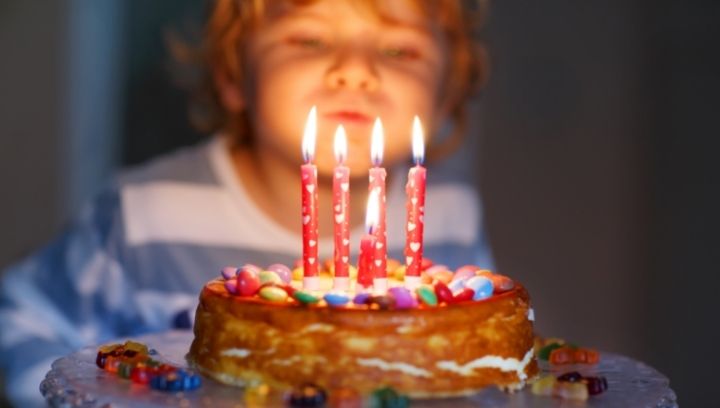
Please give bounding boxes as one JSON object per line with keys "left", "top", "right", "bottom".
{"left": 221, "top": 348, "right": 251, "bottom": 358}
{"left": 356, "top": 358, "right": 432, "bottom": 378}
{"left": 300, "top": 323, "right": 334, "bottom": 333}
{"left": 436, "top": 348, "right": 535, "bottom": 380}
{"left": 527, "top": 308, "right": 535, "bottom": 321}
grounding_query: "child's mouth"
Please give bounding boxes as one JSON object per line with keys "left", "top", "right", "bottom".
{"left": 324, "top": 111, "right": 373, "bottom": 125}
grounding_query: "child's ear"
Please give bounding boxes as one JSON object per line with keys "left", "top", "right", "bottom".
{"left": 214, "top": 68, "right": 246, "bottom": 113}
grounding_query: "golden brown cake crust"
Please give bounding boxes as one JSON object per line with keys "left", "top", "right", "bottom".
{"left": 188, "top": 279, "right": 538, "bottom": 397}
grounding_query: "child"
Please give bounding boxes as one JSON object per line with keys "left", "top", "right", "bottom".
{"left": 0, "top": 0, "right": 491, "bottom": 405}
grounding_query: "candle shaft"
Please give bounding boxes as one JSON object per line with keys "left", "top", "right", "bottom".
{"left": 301, "top": 163, "right": 319, "bottom": 284}
{"left": 404, "top": 165, "right": 426, "bottom": 278}
{"left": 369, "top": 167, "right": 387, "bottom": 279}
{"left": 333, "top": 166, "right": 350, "bottom": 288}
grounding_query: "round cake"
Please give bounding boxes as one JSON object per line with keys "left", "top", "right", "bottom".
{"left": 187, "top": 266, "right": 538, "bottom": 398}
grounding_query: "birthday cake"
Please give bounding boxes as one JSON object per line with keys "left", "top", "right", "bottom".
{"left": 187, "top": 263, "right": 538, "bottom": 398}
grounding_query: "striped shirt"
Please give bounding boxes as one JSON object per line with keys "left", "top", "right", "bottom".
{"left": 0, "top": 136, "right": 493, "bottom": 405}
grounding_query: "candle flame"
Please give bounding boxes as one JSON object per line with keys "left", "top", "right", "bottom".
{"left": 412, "top": 116, "right": 425, "bottom": 165}
{"left": 302, "top": 106, "right": 318, "bottom": 163}
{"left": 334, "top": 125, "right": 347, "bottom": 164}
{"left": 371, "top": 117, "right": 384, "bottom": 166}
{"left": 365, "top": 189, "right": 380, "bottom": 234}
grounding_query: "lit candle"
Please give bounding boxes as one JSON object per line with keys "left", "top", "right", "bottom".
{"left": 404, "top": 116, "right": 426, "bottom": 290}
{"left": 369, "top": 118, "right": 388, "bottom": 293}
{"left": 358, "top": 189, "right": 380, "bottom": 291}
{"left": 333, "top": 125, "right": 350, "bottom": 290}
{"left": 301, "top": 106, "right": 319, "bottom": 290}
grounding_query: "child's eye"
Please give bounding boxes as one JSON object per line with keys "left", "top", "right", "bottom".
{"left": 381, "top": 47, "right": 420, "bottom": 60}
{"left": 287, "top": 37, "right": 326, "bottom": 49}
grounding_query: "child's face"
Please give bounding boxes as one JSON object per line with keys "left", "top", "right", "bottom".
{"left": 238, "top": 0, "right": 449, "bottom": 177}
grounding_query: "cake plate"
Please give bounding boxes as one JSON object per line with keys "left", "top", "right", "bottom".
{"left": 41, "top": 330, "right": 677, "bottom": 408}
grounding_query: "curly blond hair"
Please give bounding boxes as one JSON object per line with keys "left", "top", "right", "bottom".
{"left": 173, "top": 0, "right": 489, "bottom": 162}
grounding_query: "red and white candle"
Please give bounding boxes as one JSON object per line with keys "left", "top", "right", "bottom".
{"left": 358, "top": 189, "right": 380, "bottom": 291}
{"left": 404, "top": 116, "right": 426, "bottom": 290}
{"left": 369, "top": 118, "right": 388, "bottom": 293}
{"left": 333, "top": 125, "right": 350, "bottom": 290}
{"left": 301, "top": 106, "right": 319, "bottom": 290}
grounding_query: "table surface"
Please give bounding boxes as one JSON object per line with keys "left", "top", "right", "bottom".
{"left": 40, "top": 330, "right": 678, "bottom": 408}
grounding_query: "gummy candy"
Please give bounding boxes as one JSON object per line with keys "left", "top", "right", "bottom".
{"left": 288, "top": 383, "right": 327, "bottom": 407}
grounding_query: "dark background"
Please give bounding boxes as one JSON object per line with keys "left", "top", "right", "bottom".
{"left": 1, "top": 0, "right": 718, "bottom": 406}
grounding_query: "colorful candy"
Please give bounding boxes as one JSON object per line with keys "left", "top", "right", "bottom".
{"left": 433, "top": 282, "right": 453, "bottom": 304}
{"left": 549, "top": 346, "right": 600, "bottom": 365}
{"left": 370, "top": 387, "right": 409, "bottom": 408}
{"left": 221, "top": 266, "right": 237, "bottom": 280}
{"left": 97, "top": 341, "right": 201, "bottom": 392}
{"left": 451, "top": 288, "right": 475, "bottom": 303}
{"left": 324, "top": 292, "right": 350, "bottom": 307}
{"left": 294, "top": 290, "right": 320, "bottom": 305}
{"left": 287, "top": 383, "right": 327, "bottom": 407}
{"left": 237, "top": 268, "right": 261, "bottom": 297}
{"left": 388, "top": 287, "right": 417, "bottom": 309}
{"left": 266, "top": 264, "right": 292, "bottom": 284}
{"left": 465, "top": 276, "right": 493, "bottom": 301}
{"left": 259, "top": 286, "right": 289, "bottom": 302}
{"left": 416, "top": 285, "right": 438, "bottom": 306}
{"left": 259, "top": 270, "right": 283, "bottom": 286}
{"left": 531, "top": 374, "right": 556, "bottom": 397}
{"left": 353, "top": 292, "right": 372, "bottom": 305}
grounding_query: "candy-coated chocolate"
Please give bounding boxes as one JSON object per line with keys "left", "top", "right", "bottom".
{"left": 392, "top": 265, "right": 406, "bottom": 280}
{"left": 420, "top": 258, "right": 433, "bottom": 271}
{"left": 237, "top": 269, "right": 261, "bottom": 297}
{"left": 281, "top": 284, "right": 296, "bottom": 297}
{"left": 433, "top": 270, "right": 454, "bottom": 285}
{"left": 388, "top": 287, "right": 417, "bottom": 309}
{"left": 433, "top": 282, "right": 453, "bottom": 304}
{"left": 455, "top": 265, "right": 480, "bottom": 277}
{"left": 477, "top": 270, "right": 515, "bottom": 293}
{"left": 451, "top": 268, "right": 476, "bottom": 283}
{"left": 221, "top": 266, "right": 238, "bottom": 280}
{"left": 259, "top": 286, "right": 288, "bottom": 302}
{"left": 259, "top": 270, "right": 283, "bottom": 285}
{"left": 348, "top": 265, "right": 358, "bottom": 279}
{"left": 292, "top": 267, "right": 304, "bottom": 281}
{"left": 294, "top": 290, "right": 320, "bottom": 304}
{"left": 451, "top": 288, "right": 475, "bottom": 303}
{"left": 267, "top": 264, "right": 292, "bottom": 283}
{"left": 353, "top": 292, "right": 371, "bottom": 305}
{"left": 130, "top": 366, "right": 151, "bottom": 384}
{"left": 424, "top": 265, "right": 450, "bottom": 277}
{"left": 416, "top": 285, "right": 438, "bottom": 306}
{"left": 240, "top": 264, "right": 263, "bottom": 276}
{"left": 224, "top": 279, "right": 238, "bottom": 295}
{"left": 465, "top": 276, "right": 494, "bottom": 301}
{"left": 448, "top": 278, "right": 467, "bottom": 294}
{"left": 367, "top": 295, "right": 394, "bottom": 310}
{"left": 324, "top": 292, "right": 350, "bottom": 307}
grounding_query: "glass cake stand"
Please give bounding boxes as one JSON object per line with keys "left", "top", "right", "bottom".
{"left": 40, "top": 330, "right": 677, "bottom": 408}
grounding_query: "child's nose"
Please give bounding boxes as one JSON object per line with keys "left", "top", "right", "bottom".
{"left": 325, "top": 53, "right": 379, "bottom": 92}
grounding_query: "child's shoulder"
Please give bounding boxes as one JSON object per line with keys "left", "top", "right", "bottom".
{"left": 118, "top": 137, "right": 221, "bottom": 188}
